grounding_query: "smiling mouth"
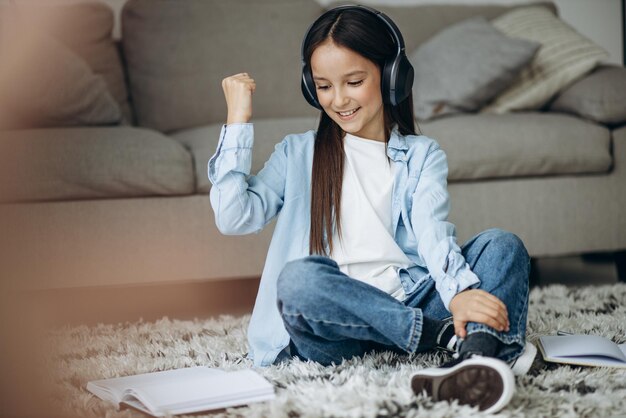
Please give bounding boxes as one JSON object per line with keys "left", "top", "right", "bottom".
{"left": 337, "top": 107, "right": 360, "bottom": 117}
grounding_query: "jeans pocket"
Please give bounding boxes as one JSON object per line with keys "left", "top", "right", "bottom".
{"left": 398, "top": 268, "right": 420, "bottom": 297}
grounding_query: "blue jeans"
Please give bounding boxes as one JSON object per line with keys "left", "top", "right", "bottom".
{"left": 275, "top": 228, "right": 530, "bottom": 366}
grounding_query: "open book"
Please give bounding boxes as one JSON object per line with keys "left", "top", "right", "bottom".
{"left": 538, "top": 335, "right": 626, "bottom": 369}
{"left": 86, "top": 366, "right": 275, "bottom": 417}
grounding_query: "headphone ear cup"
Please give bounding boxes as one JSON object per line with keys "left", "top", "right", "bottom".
{"left": 385, "top": 55, "right": 414, "bottom": 106}
{"left": 381, "top": 60, "right": 394, "bottom": 106}
{"left": 394, "top": 55, "right": 414, "bottom": 105}
{"left": 301, "top": 64, "right": 322, "bottom": 110}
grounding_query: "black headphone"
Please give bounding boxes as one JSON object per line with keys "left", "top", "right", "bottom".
{"left": 300, "top": 4, "right": 414, "bottom": 110}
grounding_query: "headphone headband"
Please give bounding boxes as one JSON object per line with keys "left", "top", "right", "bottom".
{"left": 300, "top": 4, "right": 406, "bottom": 64}
{"left": 300, "top": 4, "right": 414, "bottom": 109}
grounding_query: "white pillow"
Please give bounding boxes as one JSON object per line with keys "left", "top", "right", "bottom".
{"left": 482, "top": 6, "right": 609, "bottom": 114}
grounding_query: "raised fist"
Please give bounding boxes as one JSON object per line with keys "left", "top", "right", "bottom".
{"left": 222, "top": 72, "right": 256, "bottom": 124}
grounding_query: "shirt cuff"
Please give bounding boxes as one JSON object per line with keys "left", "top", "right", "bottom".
{"left": 219, "top": 123, "right": 254, "bottom": 149}
{"left": 435, "top": 248, "right": 481, "bottom": 311}
{"left": 208, "top": 123, "right": 254, "bottom": 184}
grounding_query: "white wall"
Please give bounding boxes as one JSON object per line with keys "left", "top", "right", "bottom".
{"left": 553, "top": 0, "right": 622, "bottom": 65}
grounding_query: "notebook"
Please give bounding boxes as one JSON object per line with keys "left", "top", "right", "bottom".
{"left": 86, "top": 366, "right": 275, "bottom": 417}
{"left": 537, "top": 335, "right": 626, "bottom": 369}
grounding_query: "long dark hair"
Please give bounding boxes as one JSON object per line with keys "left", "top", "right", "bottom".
{"left": 305, "top": 8, "right": 418, "bottom": 256}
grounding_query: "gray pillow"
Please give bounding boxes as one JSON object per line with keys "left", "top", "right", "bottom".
{"left": 408, "top": 16, "right": 540, "bottom": 121}
{"left": 0, "top": 28, "right": 121, "bottom": 129}
{"left": 548, "top": 65, "right": 626, "bottom": 126}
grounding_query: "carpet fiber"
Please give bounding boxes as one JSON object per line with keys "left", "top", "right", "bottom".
{"left": 47, "top": 284, "right": 626, "bottom": 417}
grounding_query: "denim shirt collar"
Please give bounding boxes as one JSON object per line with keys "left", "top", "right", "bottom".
{"left": 386, "top": 127, "right": 410, "bottom": 161}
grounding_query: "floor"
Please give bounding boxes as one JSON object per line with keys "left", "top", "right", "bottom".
{"left": 2, "top": 254, "right": 621, "bottom": 418}
{"left": 4, "top": 253, "right": 620, "bottom": 418}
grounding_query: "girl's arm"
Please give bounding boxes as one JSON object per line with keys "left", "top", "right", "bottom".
{"left": 410, "top": 145, "right": 480, "bottom": 311}
{"left": 207, "top": 73, "right": 287, "bottom": 235}
{"left": 208, "top": 123, "right": 287, "bottom": 235}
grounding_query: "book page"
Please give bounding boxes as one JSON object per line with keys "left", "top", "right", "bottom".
{"left": 539, "top": 335, "right": 626, "bottom": 367}
{"left": 120, "top": 398, "right": 154, "bottom": 416}
{"left": 87, "top": 367, "right": 225, "bottom": 406}
{"left": 130, "top": 369, "right": 274, "bottom": 413}
{"left": 121, "top": 392, "right": 276, "bottom": 417}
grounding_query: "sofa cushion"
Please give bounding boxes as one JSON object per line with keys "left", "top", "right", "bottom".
{"left": 0, "top": 2, "right": 133, "bottom": 124}
{"left": 122, "top": 0, "right": 322, "bottom": 133}
{"left": 0, "top": 128, "right": 194, "bottom": 203}
{"left": 409, "top": 16, "right": 540, "bottom": 120}
{"left": 613, "top": 125, "right": 626, "bottom": 143}
{"left": 174, "top": 113, "right": 611, "bottom": 191}
{"left": 548, "top": 65, "right": 626, "bottom": 126}
{"left": 0, "top": 28, "right": 121, "bottom": 129}
{"left": 419, "top": 112, "right": 612, "bottom": 181}
{"left": 172, "top": 117, "right": 319, "bottom": 193}
{"left": 483, "top": 6, "right": 609, "bottom": 114}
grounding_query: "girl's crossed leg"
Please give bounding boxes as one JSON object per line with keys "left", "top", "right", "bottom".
{"left": 275, "top": 228, "right": 530, "bottom": 365}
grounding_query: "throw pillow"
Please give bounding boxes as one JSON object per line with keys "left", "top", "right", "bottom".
{"left": 483, "top": 6, "right": 610, "bottom": 114}
{"left": 32, "top": 1, "right": 134, "bottom": 124}
{"left": 409, "top": 16, "right": 540, "bottom": 121}
{"left": 548, "top": 65, "right": 626, "bottom": 126}
{"left": 0, "top": 23, "right": 121, "bottom": 129}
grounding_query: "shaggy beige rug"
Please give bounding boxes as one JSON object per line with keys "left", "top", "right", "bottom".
{"left": 45, "top": 284, "right": 626, "bottom": 417}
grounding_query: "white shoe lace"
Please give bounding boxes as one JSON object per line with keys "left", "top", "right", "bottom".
{"left": 446, "top": 335, "right": 458, "bottom": 352}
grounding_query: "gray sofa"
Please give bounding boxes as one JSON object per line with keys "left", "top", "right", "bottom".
{"left": 1, "top": 0, "right": 625, "bottom": 297}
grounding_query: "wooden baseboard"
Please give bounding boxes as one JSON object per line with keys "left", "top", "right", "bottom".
{"left": 16, "top": 277, "right": 261, "bottom": 328}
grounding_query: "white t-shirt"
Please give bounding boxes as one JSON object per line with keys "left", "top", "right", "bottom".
{"left": 329, "top": 132, "right": 414, "bottom": 301}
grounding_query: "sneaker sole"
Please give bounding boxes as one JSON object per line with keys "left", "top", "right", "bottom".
{"left": 410, "top": 357, "right": 515, "bottom": 414}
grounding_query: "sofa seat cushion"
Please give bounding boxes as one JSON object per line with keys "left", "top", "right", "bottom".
{"left": 172, "top": 113, "right": 611, "bottom": 193}
{"left": 0, "top": 127, "right": 194, "bottom": 203}
{"left": 172, "top": 117, "right": 319, "bottom": 194}
{"left": 419, "top": 112, "right": 612, "bottom": 181}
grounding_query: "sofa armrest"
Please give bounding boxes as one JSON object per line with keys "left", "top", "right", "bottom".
{"left": 548, "top": 65, "right": 626, "bottom": 126}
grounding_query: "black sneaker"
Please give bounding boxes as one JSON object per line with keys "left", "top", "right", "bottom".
{"left": 410, "top": 355, "right": 516, "bottom": 414}
{"left": 435, "top": 317, "right": 459, "bottom": 353}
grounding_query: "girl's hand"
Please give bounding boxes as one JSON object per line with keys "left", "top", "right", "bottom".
{"left": 222, "top": 72, "right": 256, "bottom": 124}
{"left": 448, "top": 289, "right": 509, "bottom": 338}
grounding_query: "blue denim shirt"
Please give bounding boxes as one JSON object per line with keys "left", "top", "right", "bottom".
{"left": 208, "top": 123, "right": 480, "bottom": 367}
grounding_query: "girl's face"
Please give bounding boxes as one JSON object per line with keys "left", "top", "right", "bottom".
{"left": 310, "top": 40, "right": 385, "bottom": 142}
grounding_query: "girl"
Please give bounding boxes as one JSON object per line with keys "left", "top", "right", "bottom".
{"left": 210, "top": 5, "right": 534, "bottom": 414}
